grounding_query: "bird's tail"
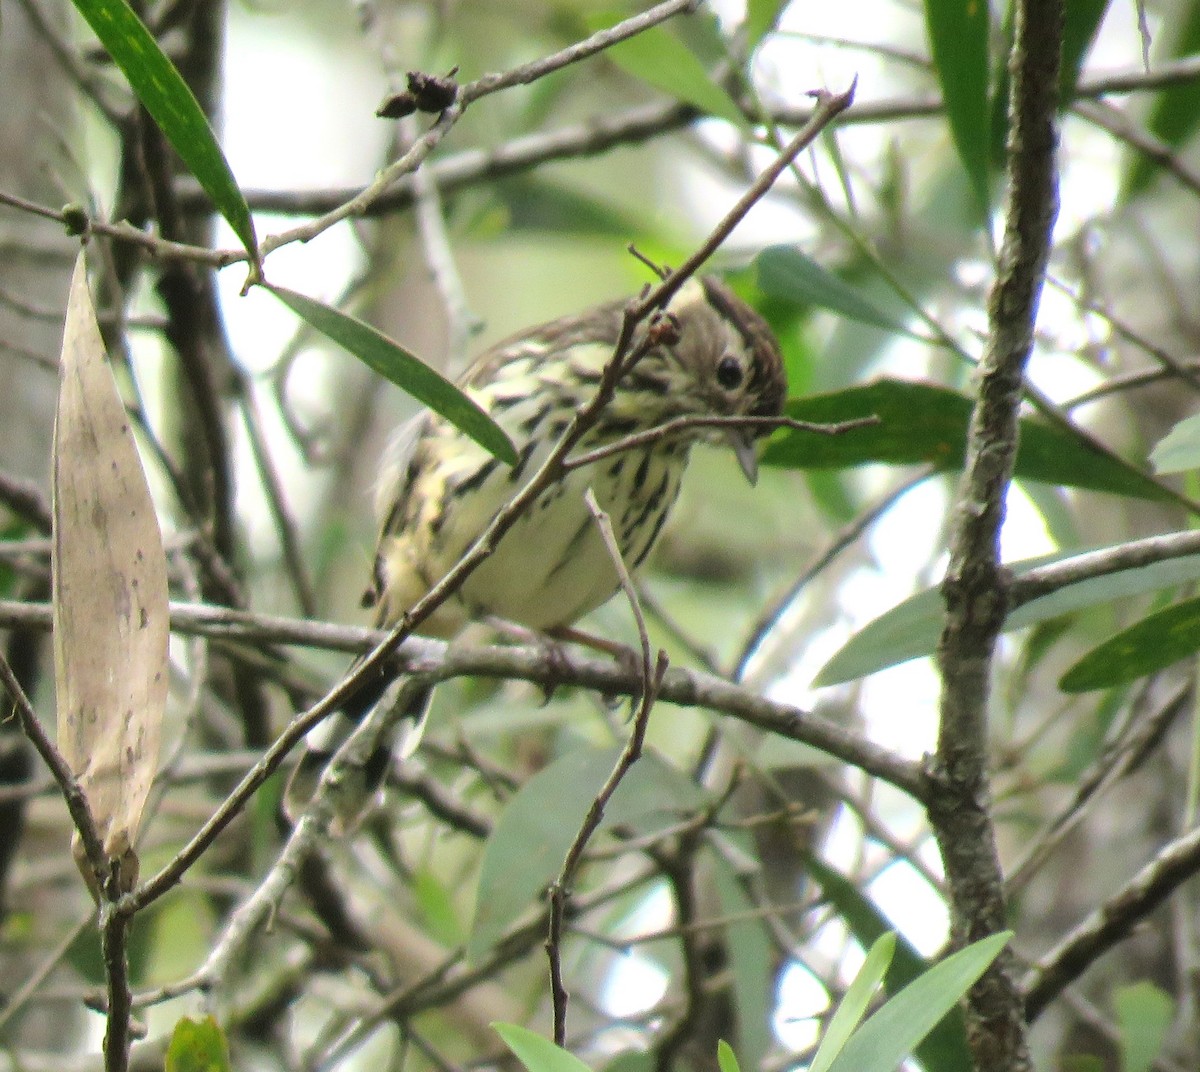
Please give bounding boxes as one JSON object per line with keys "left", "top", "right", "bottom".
{"left": 283, "top": 665, "right": 432, "bottom": 831}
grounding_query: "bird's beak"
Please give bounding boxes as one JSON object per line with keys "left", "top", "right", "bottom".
{"left": 725, "top": 427, "right": 760, "bottom": 485}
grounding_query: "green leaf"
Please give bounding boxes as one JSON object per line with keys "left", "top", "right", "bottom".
{"left": 716, "top": 1041, "right": 741, "bottom": 1072}
{"left": 745, "top": 0, "right": 790, "bottom": 46}
{"left": 268, "top": 286, "right": 516, "bottom": 465}
{"left": 492, "top": 177, "right": 653, "bottom": 239}
{"left": 713, "top": 846, "right": 773, "bottom": 1068}
{"left": 590, "top": 16, "right": 744, "bottom": 125}
{"left": 1114, "top": 981, "right": 1173, "bottom": 1072}
{"left": 923, "top": 0, "right": 991, "bottom": 219}
{"left": 754, "top": 246, "right": 914, "bottom": 336}
{"left": 805, "top": 856, "right": 971, "bottom": 1072}
{"left": 825, "top": 932, "right": 1011, "bottom": 1072}
{"left": 809, "top": 934, "right": 897, "bottom": 1072}
{"left": 761, "top": 379, "right": 1168, "bottom": 503}
{"left": 494, "top": 1024, "right": 594, "bottom": 1072}
{"left": 413, "top": 867, "right": 465, "bottom": 948}
{"left": 69, "top": 0, "right": 257, "bottom": 259}
{"left": 1150, "top": 412, "right": 1200, "bottom": 474}
{"left": 817, "top": 541, "right": 1200, "bottom": 686}
{"left": 1059, "top": 595, "right": 1200, "bottom": 692}
{"left": 468, "top": 747, "right": 706, "bottom": 957}
{"left": 165, "top": 1016, "right": 232, "bottom": 1072}
{"left": 1060, "top": 0, "right": 1110, "bottom": 104}
{"left": 1124, "top": 0, "right": 1200, "bottom": 199}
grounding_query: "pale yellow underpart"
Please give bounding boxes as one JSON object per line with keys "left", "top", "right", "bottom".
{"left": 374, "top": 277, "right": 753, "bottom": 638}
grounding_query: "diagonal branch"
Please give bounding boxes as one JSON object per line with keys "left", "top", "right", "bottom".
{"left": 1022, "top": 822, "right": 1200, "bottom": 1019}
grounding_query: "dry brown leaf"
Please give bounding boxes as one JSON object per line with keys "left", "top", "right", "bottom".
{"left": 52, "top": 253, "right": 169, "bottom": 893}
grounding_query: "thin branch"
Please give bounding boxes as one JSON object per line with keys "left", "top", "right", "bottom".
{"left": 1006, "top": 681, "right": 1189, "bottom": 895}
{"left": 563, "top": 414, "right": 877, "bottom": 471}
{"left": 583, "top": 488, "right": 655, "bottom": 699}
{"left": 0, "top": 596, "right": 926, "bottom": 799}
{"left": 261, "top": 0, "right": 699, "bottom": 258}
{"left": 1022, "top": 822, "right": 1200, "bottom": 1019}
{"left": 1009, "top": 529, "right": 1200, "bottom": 608}
{"left": 734, "top": 469, "right": 931, "bottom": 678}
{"left": 1073, "top": 98, "right": 1200, "bottom": 198}
{"left": 0, "top": 908, "right": 94, "bottom": 1035}
{"left": 459, "top": 0, "right": 700, "bottom": 106}
{"left": 544, "top": 491, "right": 664, "bottom": 1042}
{"left": 188, "top": 682, "right": 431, "bottom": 1003}
{"left": 1047, "top": 273, "right": 1200, "bottom": 405}
{"left": 165, "top": 57, "right": 1200, "bottom": 225}
{"left": 0, "top": 470, "right": 52, "bottom": 532}
{"left": 236, "top": 377, "right": 316, "bottom": 617}
{"left": 547, "top": 650, "right": 669, "bottom": 1045}
{"left": 407, "top": 117, "right": 478, "bottom": 368}
{"left": 101, "top": 906, "right": 133, "bottom": 1072}
{"left": 0, "top": 651, "right": 107, "bottom": 889}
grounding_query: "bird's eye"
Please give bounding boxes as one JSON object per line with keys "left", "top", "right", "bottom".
{"left": 716, "top": 355, "right": 744, "bottom": 390}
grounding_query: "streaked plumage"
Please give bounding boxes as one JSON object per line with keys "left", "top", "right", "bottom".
{"left": 369, "top": 276, "right": 785, "bottom": 636}
{"left": 285, "top": 275, "right": 785, "bottom": 821}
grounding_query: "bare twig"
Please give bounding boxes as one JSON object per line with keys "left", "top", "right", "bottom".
{"left": 1006, "top": 681, "right": 1189, "bottom": 894}
{"left": 546, "top": 651, "right": 668, "bottom": 1044}
{"left": 0, "top": 907, "right": 94, "bottom": 1035}
{"left": 236, "top": 377, "right": 317, "bottom": 616}
{"left": 262, "top": 0, "right": 700, "bottom": 258}
{"left": 1009, "top": 529, "right": 1200, "bottom": 608}
{"left": 1073, "top": 98, "right": 1200, "bottom": 198}
{"left": 0, "top": 470, "right": 52, "bottom": 532}
{"left": 165, "top": 57, "right": 1200, "bottom": 225}
{"left": 0, "top": 651, "right": 106, "bottom": 888}
{"left": 460, "top": 0, "right": 700, "bottom": 106}
{"left": 1022, "top": 822, "right": 1200, "bottom": 1018}
{"left": 563, "top": 414, "right": 877, "bottom": 471}
{"left": 543, "top": 491, "right": 665, "bottom": 1041}
{"left": 734, "top": 469, "right": 931, "bottom": 678}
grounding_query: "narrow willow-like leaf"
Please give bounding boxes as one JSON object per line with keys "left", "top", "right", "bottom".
{"left": 817, "top": 542, "right": 1200, "bottom": 686}
{"left": 755, "top": 246, "right": 915, "bottom": 336}
{"left": 825, "top": 933, "right": 1011, "bottom": 1072}
{"left": 923, "top": 0, "right": 991, "bottom": 219}
{"left": 54, "top": 253, "right": 169, "bottom": 893}
{"left": 589, "top": 16, "right": 744, "bottom": 125}
{"left": 713, "top": 849, "right": 773, "bottom": 1068}
{"left": 809, "top": 934, "right": 897, "bottom": 1072}
{"left": 269, "top": 286, "right": 516, "bottom": 465}
{"left": 761, "top": 378, "right": 1168, "bottom": 502}
{"left": 806, "top": 855, "right": 971, "bottom": 1072}
{"left": 494, "top": 1024, "right": 594, "bottom": 1072}
{"left": 70, "top": 0, "right": 257, "bottom": 259}
{"left": 1059, "top": 596, "right": 1200, "bottom": 692}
